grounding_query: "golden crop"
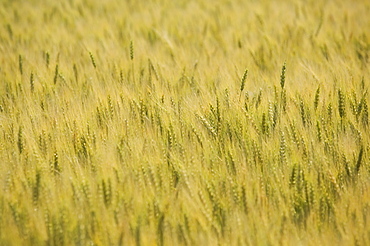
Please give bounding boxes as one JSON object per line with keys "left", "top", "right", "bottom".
{"left": 0, "top": 0, "right": 370, "bottom": 245}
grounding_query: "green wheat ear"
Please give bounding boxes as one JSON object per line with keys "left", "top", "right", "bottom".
{"left": 89, "top": 52, "right": 97, "bottom": 69}
{"left": 130, "top": 40, "right": 135, "bottom": 83}
{"left": 355, "top": 146, "right": 364, "bottom": 175}
{"left": 338, "top": 89, "right": 346, "bottom": 119}
{"left": 17, "top": 126, "right": 24, "bottom": 154}
{"left": 73, "top": 63, "right": 78, "bottom": 82}
{"left": 45, "top": 51, "right": 50, "bottom": 68}
{"left": 314, "top": 86, "right": 320, "bottom": 110}
{"left": 53, "top": 64, "right": 59, "bottom": 84}
{"left": 280, "top": 62, "right": 286, "bottom": 89}
{"left": 30, "top": 72, "right": 34, "bottom": 93}
{"left": 130, "top": 40, "right": 134, "bottom": 60}
{"left": 239, "top": 68, "right": 248, "bottom": 101}
{"left": 18, "top": 54, "right": 23, "bottom": 75}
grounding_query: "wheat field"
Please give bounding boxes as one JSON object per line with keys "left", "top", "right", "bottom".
{"left": 1, "top": 0, "right": 370, "bottom": 245}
